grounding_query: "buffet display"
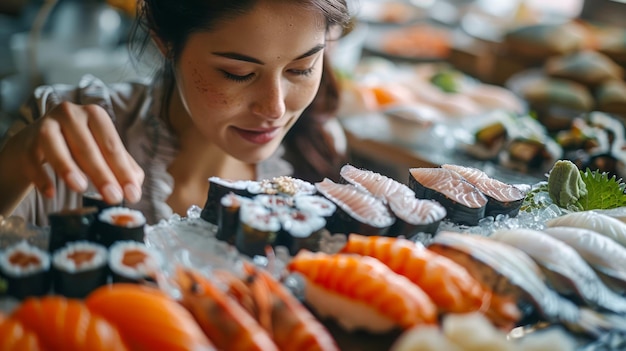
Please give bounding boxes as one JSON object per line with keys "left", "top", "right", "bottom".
{"left": 3, "top": 1, "right": 626, "bottom": 350}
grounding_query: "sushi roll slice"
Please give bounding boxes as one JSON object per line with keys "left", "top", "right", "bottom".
{"left": 235, "top": 201, "right": 281, "bottom": 257}
{"left": 201, "top": 177, "right": 254, "bottom": 224}
{"left": 47, "top": 207, "right": 98, "bottom": 254}
{"left": 293, "top": 194, "right": 337, "bottom": 218}
{"left": 247, "top": 176, "right": 316, "bottom": 197}
{"left": 52, "top": 241, "right": 108, "bottom": 298}
{"left": 108, "top": 241, "right": 163, "bottom": 284}
{"left": 82, "top": 191, "right": 120, "bottom": 213}
{"left": 275, "top": 208, "right": 328, "bottom": 255}
{"left": 91, "top": 207, "right": 146, "bottom": 248}
{"left": 216, "top": 192, "right": 253, "bottom": 244}
{"left": 0, "top": 241, "right": 51, "bottom": 299}
{"left": 254, "top": 194, "right": 294, "bottom": 212}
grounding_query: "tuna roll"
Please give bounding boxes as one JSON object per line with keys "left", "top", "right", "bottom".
{"left": 48, "top": 207, "right": 98, "bottom": 254}
{"left": 108, "top": 241, "right": 163, "bottom": 284}
{"left": 92, "top": 207, "right": 146, "bottom": 247}
{"left": 52, "top": 241, "right": 108, "bottom": 298}
{"left": 0, "top": 241, "right": 51, "bottom": 299}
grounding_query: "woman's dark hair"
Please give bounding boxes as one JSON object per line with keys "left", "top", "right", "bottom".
{"left": 130, "top": 0, "right": 351, "bottom": 182}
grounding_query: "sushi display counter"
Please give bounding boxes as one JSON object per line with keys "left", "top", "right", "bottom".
{"left": 3, "top": 159, "right": 626, "bottom": 350}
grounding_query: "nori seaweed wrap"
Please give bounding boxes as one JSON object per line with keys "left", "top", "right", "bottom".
{"left": 52, "top": 241, "right": 108, "bottom": 298}
{"left": 201, "top": 177, "right": 254, "bottom": 224}
{"left": 0, "top": 241, "right": 51, "bottom": 299}
{"left": 48, "top": 207, "right": 98, "bottom": 254}
{"left": 235, "top": 201, "right": 280, "bottom": 257}
{"left": 108, "top": 241, "right": 162, "bottom": 284}
{"left": 91, "top": 207, "right": 146, "bottom": 247}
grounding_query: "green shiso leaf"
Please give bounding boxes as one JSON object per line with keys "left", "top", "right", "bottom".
{"left": 430, "top": 70, "right": 463, "bottom": 93}
{"left": 578, "top": 168, "right": 626, "bottom": 210}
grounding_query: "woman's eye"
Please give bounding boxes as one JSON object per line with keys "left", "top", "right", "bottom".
{"left": 290, "top": 67, "right": 315, "bottom": 77}
{"left": 221, "top": 70, "right": 254, "bottom": 82}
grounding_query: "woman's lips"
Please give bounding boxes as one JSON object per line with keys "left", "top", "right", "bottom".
{"left": 234, "top": 127, "right": 281, "bottom": 144}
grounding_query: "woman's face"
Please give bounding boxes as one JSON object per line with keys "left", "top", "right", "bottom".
{"left": 174, "top": 1, "right": 327, "bottom": 163}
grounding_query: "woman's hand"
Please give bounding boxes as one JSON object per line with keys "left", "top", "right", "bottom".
{"left": 4, "top": 101, "right": 144, "bottom": 205}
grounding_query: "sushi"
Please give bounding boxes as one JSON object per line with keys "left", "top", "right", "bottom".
{"left": 91, "top": 206, "right": 146, "bottom": 248}
{"left": 235, "top": 201, "right": 281, "bottom": 257}
{"left": 51, "top": 241, "right": 108, "bottom": 298}
{"left": 339, "top": 164, "right": 415, "bottom": 201}
{"left": 275, "top": 208, "right": 328, "bottom": 255}
{"left": 287, "top": 251, "right": 437, "bottom": 333}
{"left": 247, "top": 176, "right": 316, "bottom": 197}
{"left": 440, "top": 164, "right": 526, "bottom": 218}
{"left": 216, "top": 192, "right": 253, "bottom": 244}
{"left": 108, "top": 241, "right": 163, "bottom": 284}
{"left": 0, "top": 241, "right": 51, "bottom": 299}
{"left": 293, "top": 194, "right": 337, "bottom": 218}
{"left": 315, "top": 178, "right": 396, "bottom": 236}
{"left": 201, "top": 177, "right": 255, "bottom": 225}
{"left": 82, "top": 191, "right": 120, "bottom": 213}
{"left": 47, "top": 207, "right": 98, "bottom": 254}
{"left": 386, "top": 191, "right": 446, "bottom": 237}
{"left": 408, "top": 167, "right": 487, "bottom": 226}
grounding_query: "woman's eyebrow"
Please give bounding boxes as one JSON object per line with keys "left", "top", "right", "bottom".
{"left": 212, "top": 43, "right": 326, "bottom": 64}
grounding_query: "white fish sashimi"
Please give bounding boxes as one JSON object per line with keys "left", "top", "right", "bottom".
{"left": 546, "top": 211, "right": 626, "bottom": 247}
{"left": 491, "top": 228, "right": 626, "bottom": 314}
{"left": 340, "top": 164, "right": 414, "bottom": 201}
{"left": 315, "top": 178, "right": 395, "bottom": 229}
{"left": 543, "top": 226, "right": 626, "bottom": 288}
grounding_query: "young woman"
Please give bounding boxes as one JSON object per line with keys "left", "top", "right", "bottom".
{"left": 0, "top": 0, "right": 351, "bottom": 225}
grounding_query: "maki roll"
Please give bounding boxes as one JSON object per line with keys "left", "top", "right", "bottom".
{"left": 0, "top": 241, "right": 51, "bottom": 299}
{"left": 91, "top": 207, "right": 146, "bottom": 248}
{"left": 108, "top": 241, "right": 163, "bottom": 284}
{"left": 52, "top": 241, "right": 108, "bottom": 298}
{"left": 293, "top": 195, "right": 337, "bottom": 218}
{"left": 247, "top": 176, "right": 316, "bottom": 196}
{"left": 275, "top": 208, "right": 328, "bottom": 255}
{"left": 83, "top": 191, "right": 120, "bottom": 213}
{"left": 254, "top": 194, "right": 294, "bottom": 212}
{"left": 201, "top": 177, "right": 254, "bottom": 225}
{"left": 235, "top": 201, "right": 280, "bottom": 257}
{"left": 48, "top": 207, "right": 98, "bottom": 254}
{"left": 216, "top": 192, "right": 253, "bottom": 244}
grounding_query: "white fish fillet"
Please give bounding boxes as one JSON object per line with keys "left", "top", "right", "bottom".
{"left": 546, "top": 211, "right": 626, "bottom": 247}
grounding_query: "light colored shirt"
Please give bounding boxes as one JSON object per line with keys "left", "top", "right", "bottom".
{"left": 6, "top": 75, "right": 296, "bottom": 226}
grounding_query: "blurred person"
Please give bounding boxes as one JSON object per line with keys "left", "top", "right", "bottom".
{"left": 0, "top": 0, "right": 350, "bottom": 225}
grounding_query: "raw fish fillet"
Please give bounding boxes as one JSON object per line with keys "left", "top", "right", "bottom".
{"left": 409, "top": 168, "right": 487, "bottom": 209}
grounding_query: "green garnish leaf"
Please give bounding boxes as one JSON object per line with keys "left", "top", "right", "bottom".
{"left": 520, "top": 181, "right": 550, "bottom": 212}
{"left": 578, "top": 169, "right": 626, "bottom": 210}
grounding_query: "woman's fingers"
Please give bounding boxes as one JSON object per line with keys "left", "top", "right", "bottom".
{"left": 35, "top": 102, "right": 143, "bottom": 204}
{"left": 86, "top": 106, "right": 144, "bottom": 203}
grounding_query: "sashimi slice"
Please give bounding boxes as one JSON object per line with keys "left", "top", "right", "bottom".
{"left": 315, "top": 178, "right": 395, "bottom": 235}
{"left": 11, "top": 296, "right": 128, "bottom": 351}
{"left": 340, "top": 234, "right": 487, "bottom": 314}
{"left": 340, "top": 164, "right": 415, "bottom": 200}
{"left": 86, "top": 284, "right": 215, "bottom": 351}
{"left": 408, "top": 168, "right": 487, "bottom": 225}
{"left": 441, "top": 164, "right": 525, "bottom": 217}
{"left": 546, "top": 211, "right": 626, "bottom": 248}
{"left": 0, "top": 315, "right": 44, "bottom": 351}
{"left": 288, "top": 251, "right": 437, "bottom": 333}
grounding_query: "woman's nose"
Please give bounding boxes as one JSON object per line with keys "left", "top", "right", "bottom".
{"left": 252, "top": 77, "right": 286, "bottom": 119}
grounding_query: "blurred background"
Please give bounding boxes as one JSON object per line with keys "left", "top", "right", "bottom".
{"left": 1, "top": 0, "right": 625, "bottom": 183}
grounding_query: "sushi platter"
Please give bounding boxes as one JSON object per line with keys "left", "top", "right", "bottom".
{"left": 3, "top": 160, "right": 626, "bottom": 350}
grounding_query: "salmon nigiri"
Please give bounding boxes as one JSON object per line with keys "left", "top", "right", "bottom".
{"left": 0, "top": 314, "right": 45, "bottom": 351}
{"left": 288, "top": 251, "right": 437, "bottom": 333}
{"left": 11, "top": 296, "right": 128, "bottom": 351}
{"left": 86, "top": 283, "right": 215, "bottom": 351}
{"left": 340, "top": 234, "right": 487, "bottom": 313}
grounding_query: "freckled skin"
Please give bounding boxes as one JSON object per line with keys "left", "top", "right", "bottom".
{"left": 173, "top": 1, "right": 326, "bottom": 164}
